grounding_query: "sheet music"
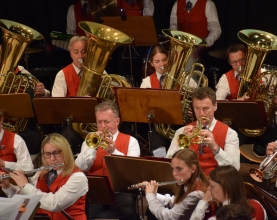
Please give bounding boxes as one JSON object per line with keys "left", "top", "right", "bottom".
{"left": 0, "top": 197, "right": 23, "bottom": 220}
{"left": 153, "top": 146, "right": 167, "bottom": 158}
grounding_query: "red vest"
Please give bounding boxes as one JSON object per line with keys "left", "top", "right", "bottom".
{"left": 249, "top": 199, "right": 265, "bottom": 220}
{"left": 189, "top": 120, "right": 228, "bottom": 175}
{"left": 63, "top": 64, "right": 81, "bottom": 97}
{"left": 88, "top": 132, "right": 130, "bottom": 177}
{"left": 117, "top": 0, "right": 143, "bottom": 16}
{"left": 74, "top": 0, "right": 95, "bottom": 36}
{"left": 149, "top": 72, "right": 161, "bottom": 88}
{"left": 177, "top": 0, "right": 209, "bottom": 39}
{"left": 36, "top": 166, "right": 86, "bottom": 220}
{"left": 225, "top": 70, "right": 239, "bottom": 100}
{"left": 0, "top": 130, "right": 16, "bottom": 172}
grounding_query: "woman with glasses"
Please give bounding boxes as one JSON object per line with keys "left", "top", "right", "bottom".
{"left": 215, "top": 43, "right": 248, "bottom": 101}
{"left": 190, "top": 165, "right": 267, "bottom": 220}
{"left": 0, "top": 133, "right": 88, "bottom": 220}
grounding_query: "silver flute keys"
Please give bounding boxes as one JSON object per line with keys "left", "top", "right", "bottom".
{"left": 0, "top": 163, "right": 64, "bottom": 181}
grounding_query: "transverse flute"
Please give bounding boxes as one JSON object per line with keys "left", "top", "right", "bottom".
{"left": 128, "top": 179, "right": 184, "bottom": 190}
{"left": 0, "top": 163, "right": 64, "bottom": 181}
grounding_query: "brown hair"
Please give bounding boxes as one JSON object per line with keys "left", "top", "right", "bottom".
{"left": 95, "top": 101, "right": 119, "bottom": 118}
{"left": 210, "top": 165, "right": 255, "bottom": 216}
{"left": 40, "top": 133, "right": 75, "bottom": 178}
{"left": 149, "top": 45, "right": 168, "bottom": 62}
{"left": 172, "top": 149, "right": 209, "bottom": 204}
{"left": 227, "top": 43, "right": 247, "bottom": 59}
{"left": 216, "top": 204, "right": 251, "bottom": 220}
{"left": 191, "top": 87, "right": 216, "bottom": 105}
{"left": 0, "top": 109, "right": 3, "bottom": 120}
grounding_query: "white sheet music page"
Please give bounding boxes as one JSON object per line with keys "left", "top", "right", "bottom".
{"left": 153, "top": 146, "right": 167, "bottom": 158}
{"left": 0, "top": 197, "right": 23, "bottom": 220}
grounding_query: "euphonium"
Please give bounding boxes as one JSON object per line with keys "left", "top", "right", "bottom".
{"left": 72, "top": 22, "right": 133, "bottom": 138}
{"left": 249, "top": 148, "right": 277, "bottom": 182}
{"left": 178, "top": 116, "right": 211, "bottom": 149}
{"left": 154, "top": 29, "right": 208, "bottom": 140}
{"left": 85, "top": 129, "right": 113, "bottom": 149}
{"left": 237, "top": 29, "right": 277, "bottom": 137}
{"left": 0, "top": 19, "right": 43, "bottom": 132}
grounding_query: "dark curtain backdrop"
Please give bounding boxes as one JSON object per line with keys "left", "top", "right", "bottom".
{"left": 1, "top": 0, "right": 277, "bottom": 67}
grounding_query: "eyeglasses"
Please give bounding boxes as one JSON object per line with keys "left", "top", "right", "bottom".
{"left": 229, "top": 58, "right": 246, "bottom": 66}
{"left": 42, "top": 150, "right": 62, "bottom": 159}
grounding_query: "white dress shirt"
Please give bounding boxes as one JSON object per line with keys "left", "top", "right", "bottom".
{"left": 0, "top": 129, "right": 33, "bottom": 171}
{"left": 75, "top": 130, "right": 140, "bottom": 172}
{"left": 170, "top": 0, "right": 221, "bottom": 47}
{"left": 66, "top": 0, "right": 155, "bottom": 35}
{"left": 166, "top": 118, "right": 240, "bottom": 170}
{"left": 146, "top": 185, "right": 204, "bottom": 220}
{"left": 2, "top": 168, "right": 88, "bottom": 212}
{"left": 140, "top": 72, "right": 198, "bottom": 88}
{"left": 215, "top": 71, "right": 240, "bottom": 100}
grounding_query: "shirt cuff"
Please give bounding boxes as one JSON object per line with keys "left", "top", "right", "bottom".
{"left": 146, "top": 193, "right": 156, "bottom": 202}
{"left": 21, "top": 183, "right": 34, "bottom": 195}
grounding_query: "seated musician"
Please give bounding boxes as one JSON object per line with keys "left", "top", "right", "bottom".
{"left": 190, "top": 165, "right": 267, "bottom": 220}
{"left": 144, "top": 148, "right": 209, "bottom": 219}
{"left": 75, "top": 101, "right": 140, "bottom": 220}
{"left": 216, "top": 43, "right": 277, "bottom": 157}
{"left": 0, "top": 133, "right": 88, "bottom": 220}
{"left": 0, "top": 109, "right": 33, "bottom": 172}
{"left": 66, "top": 0, "right": 154, "bottom": 35}
{"left": 265, "top": 142, "right": 277, "bottom": 196}
{"left": 166, "top": 87, "right": 240, "bottom": 175}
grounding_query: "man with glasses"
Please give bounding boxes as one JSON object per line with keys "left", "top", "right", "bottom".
{"left": 215, "top": 43, "right": 249, "bottom": 100}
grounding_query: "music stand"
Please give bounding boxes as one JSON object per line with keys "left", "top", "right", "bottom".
{"left": 214, "top": 100, "right": 267, "bottom": 162}
{"left": 102, "top": 16, "right": 158, "bottom": 84}
{"left": 114, "top": 88, "right": 183, "bottom": 155}
{"left": 105, "top": 155, "right": 175, "bottom": 220}
{"left": 86, "top": 175, "right": 115, "bottom": 205}
{"left": 0, "top": 93, "right": 34, "bottom": 118}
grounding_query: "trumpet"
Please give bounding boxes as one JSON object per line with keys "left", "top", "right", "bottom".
{"left": 178, "top": 116, "right": 211, "bottom": 149}
{"left": 85, "top": 129, "right": 113, "bottom": 149}
{"left": 250, "top": 149, "right": 277, "bottom": 182}
{"left": 127, "top": 179, "right": 184, "bottom": 190}
{"left": 0, "top": 163, "right": 64, "bottom": 181}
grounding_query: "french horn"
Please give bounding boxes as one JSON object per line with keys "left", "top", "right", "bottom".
{"left": 0, "top": 19, "right": 43, "bottom": 132}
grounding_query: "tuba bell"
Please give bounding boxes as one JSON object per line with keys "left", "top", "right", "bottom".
{"left": 0, "top": 19, "right": 43, "bottom": 132}
{"left": 237, "top": 29, "right": 277, "bottom": 137}
{"left": 249, "top": 148, "right": 277, "bottom": 182}
{"left": 72, "top": 22, "right": 133, "bottom": 138}
{"left": 154, "top": 29, "right": 208, "bottom": 140}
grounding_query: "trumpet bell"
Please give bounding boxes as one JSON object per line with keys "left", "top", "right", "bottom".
{"left": 86, "top": 132, "right": 101, "bottom": 149}
{"left": 178, "top": 134, "right": 190, "bottom": 149}
{"left": 249, "top": 168, "right": 263, "bottom": 182}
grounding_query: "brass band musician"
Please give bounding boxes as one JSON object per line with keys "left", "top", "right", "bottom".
{"left": 75, "top": 101, "right": 140, "bottom": 220}
{"left": 166, "top": 87, "right": 240, "bottom": 175}
{"left": 265, "top": 142, "right": 277, "bottom": 196}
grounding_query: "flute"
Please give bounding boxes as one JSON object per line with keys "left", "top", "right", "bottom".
{"left": 0, "top": 163, "right": 64, "bottom": 181}
{"left": 128, "top": 179, "right": 184, "bottom": 190}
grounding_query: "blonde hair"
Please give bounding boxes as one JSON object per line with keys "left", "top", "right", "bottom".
{"left": 40, "top": 133, "right": 75, "bottom": 178}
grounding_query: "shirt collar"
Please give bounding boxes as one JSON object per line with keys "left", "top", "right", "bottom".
{"left": 155, "top": 71, "right": 164, "bottom": 80}
{"left": 234, "top": 70, "right": 240, "bottom": 78}
{"left": 72, "top": 63, "right": 81, "bottom": 75}
{"left": 223, "top": 200, "right": 230, "bottom": 205}
{"left": 112, "top": 130, "right": 119, "bottom": 141}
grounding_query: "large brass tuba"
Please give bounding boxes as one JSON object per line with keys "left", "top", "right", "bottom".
{"left": 154, "top": 29, "right": 208, "bottom": 140}
{"left": 72, "top": 22, "right": 133, "bottom": 138}
{"left": 237, "top": 29, "right": 277, "bottom": 137}
{"left": 0, "top": 19, "right": 43, "bottom": 132}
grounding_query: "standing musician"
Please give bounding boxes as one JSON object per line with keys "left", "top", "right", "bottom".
{"left": 144, "top": 149, "right": 209, "bottom": 220}
{"left": 169, "top": 0, "right": 221, "bottom": 71}
{"left": 0, "top": 133, "right": 88, "bottom": 220}
{"left": 166, "top": 87, "right": 240, "bottom": 175}
{"left": 75, "top": 101, "right": 140, "bottom": 220}
{"left": 0, "top": 109, "right": 33, "bottom": 172}
{"left": 117, "top": 0, "right": 154, "bottom": 16}
{"left": 190, "top": 165, "right": 267, "bottom": 220}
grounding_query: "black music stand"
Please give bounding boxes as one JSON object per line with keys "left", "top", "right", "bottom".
{"left": 0, "top": 93, "right": 34, "bottom": 118}
{"left": 105, "top": 155, "right": 175, "bottom": 220}
{"left": 115, "top": 88, "right": 183, "bottom": 155}
{"left": 86, "top": 175, "right": 115, "bottom": 205}
{"left": 102, "top": 16, "right": 158, "bottom": 84}
{"left": 214, "top": 100, "right": 267, "bottom": 162}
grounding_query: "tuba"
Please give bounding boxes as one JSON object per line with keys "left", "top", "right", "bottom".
{"left": 237, "top": 29, "right": 277, "bottom": 137}
{"left": 154, "top": 29, "right": 208, "bottom": 140}
{"left": 72, "top": 22, "right": 133, "bottom": 138}
{"left": 0, "top": 19, "right": 43, "bottom": 132}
